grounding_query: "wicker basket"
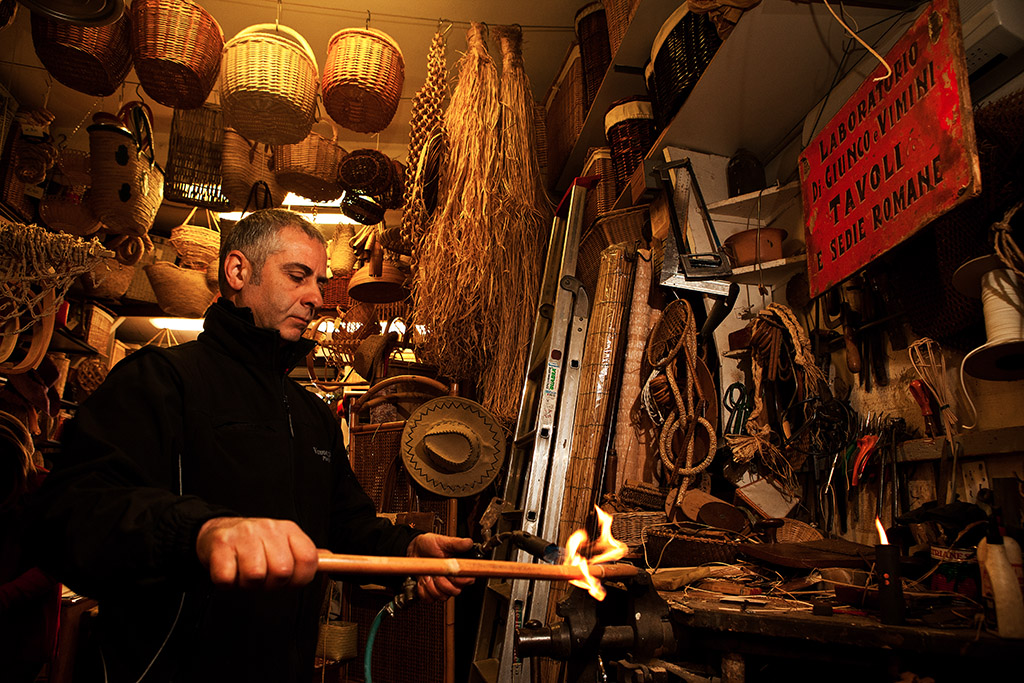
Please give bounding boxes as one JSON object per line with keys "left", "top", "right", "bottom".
{"left": 575, "top": 3, "right": 612, "bottom": 114}
{"left": 603, "top": 0, "right": 641, "bottom": 57}
{"left": 774, "top": 518, "right": 824, "bottom": 544}
{"left": 642, "top": 526, "right": 741, "bottom": 567}
{"left": 544, "top": 44, "right": 584, "bottom": 188}
{"left": 577, "top": 204, "right": 647, "bottom": 296}
{"left": 322, "top": 28, "right": 405, "bottom": 135}
{"left": 164, "top": 104, "right": 231, "bottom": 210}
{"left": 129, "top": 0, "right": 224, "bottom": 109}
{"left": 87, "top": 104, "right": 164, "bottom": 237}
{"left": 145, "top": 262, "right": 216, "bottom": 318}
{"left": 82, "top": 256, "right": 135, "bottom": 300}
{"left": 170, "top": 206, "right": 220, "bottom": 270}
{"left": 582, "top": 146, "right": 617, "bottom": 230}
{"left": 604, "top": 96, "right": 656, "bottom": 191}
{"left": 30, "top": 11, "right": 132, "bottom": 97}
{"left": 273, "top": 131, "right": 346, "bottom": 203}
{"left": 222, "top": 23, "right": 319, "bottom": 146}
{"left": 337, "top": 149, "right": 403, "bottom": 210}
{"left": 322, "top": 273, "right": 352, "bottom": 309}
{"left": 646, "top": 6, "right": 722, "bottom": 128}
{"left": 40, "top": 183, "right": 101, "bottom": 237}
{"left": 221, "top": 128, "right": 283, "bottom": 211}
{"left": 612, "top": 511, "right": 668, "bottom": 550}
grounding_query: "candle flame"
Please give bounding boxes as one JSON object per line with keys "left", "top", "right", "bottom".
{"left": 875, "top": 517, "right": 888, "bottom": 545}
{"left": 563, "top": 506, "right": 628, "bottom": 600}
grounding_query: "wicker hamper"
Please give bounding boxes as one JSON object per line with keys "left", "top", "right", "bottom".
{"left": 604, "top": 96, "right": 656, "bottom": 192}
{"left": 129, "top": 0, "right": 224, "bottom": 109}
{"left": 30, "top": 10, "right": 132, "bottom": 97}
{"left": 221, "top": 24, "right": 319, "bottom": 146}
{"left": 544, "top": 44, "right": 584, "bottom": 188}
{"left": 164, "top": 104, "right": 231, "bottom": 209}
{"left": 273, "top": 131, "right": 346, "bottom": 203}
{"left": 322, "top": 28, "right": 405, "bottom": 135}
{"left": 603, "top": 0, "right": 641, "bottom": 57}
{"left": 646, "top": 5, "right": 722, "bottom": 128}
{"left": 575, "top": 3, "right": 612, "bottom": 113}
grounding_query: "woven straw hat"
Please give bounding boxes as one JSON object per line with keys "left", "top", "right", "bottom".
{"left": 400, "top": 397, "right": 506, "bottom": 498}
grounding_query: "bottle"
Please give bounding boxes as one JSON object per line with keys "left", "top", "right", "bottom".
{"left": 977, "top": 525, "right": 1024, "bottom": 638}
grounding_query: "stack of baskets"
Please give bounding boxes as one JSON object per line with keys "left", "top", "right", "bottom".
{"left": 220, "top": 128, "right": 283, "bottom": 210}
{"left": 221, "top": 24, "right": 319, "bottom": 145}
{"left": 29, "top": 10, "right": 132, "bottom": 97}
{"left": 129, "top": 0, "right": 224, "bottom": 109}
{"left": 273, "top": 130, "right": 347, "bottom": 203}
{"left": 322, "top": 28, "right": 405, "bottom": 134}
{"left": 604, "top": 96, "right": 656, "bottom": 192}
{"left": 575, "top": 3, "right": 612, "bottom": 114}
{"left": 164, "top": 104, "right": 231, "bottom": 209}
{"left": 544, "top": 44, "right": 584, "bottom": 188}
{"left": 646, "top": 6, "right": 722, "bottom": 128}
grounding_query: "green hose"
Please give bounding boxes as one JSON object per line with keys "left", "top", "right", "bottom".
{"left": 364, "top": 604, "right": 388, "bottom": 683}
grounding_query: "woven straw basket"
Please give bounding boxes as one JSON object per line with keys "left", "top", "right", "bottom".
{"left": 87, "top": 104, "right": 164, "bottom": 237}
{"left": 221, "top": 128, "right": 283, "bottom": 210}
{"left": 40, "top": 183, "right": 101, "bottom": 237}
{"left": 130, "top": 0, "right": 224, "bottom": 109}
{"left": 322, "top": 28, "right": 405, "bottom": 134}
{"left": 170, "top": 206, "right": 221, "bottom": 270}
{"left": 222, "top": 24, "right": 319, "bottom": 146}
{"left": 30, "top": 11, "right": 132, "bottom": 97}
{"left": 145, "top": 262, "right": 216, "bottom": 318}
{"left": 82, "top": 256, "right": 135, "bottom": 300}
{"left": 273, "top": 131, "right": 346, "bottom": 203}
{"left": 164, "top": 104, "right": 231, "bottom": 210}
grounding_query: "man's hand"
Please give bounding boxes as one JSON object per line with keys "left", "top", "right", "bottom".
{"left": 407, "top": 533, "right": 475, "bottom": 603}
{"left": 196, "top": 517, "right": 319, "bottom": 589}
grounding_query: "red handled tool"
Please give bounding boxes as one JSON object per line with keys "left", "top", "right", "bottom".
{"left": 908, "top": 379, "right": 942, "bottom": 438}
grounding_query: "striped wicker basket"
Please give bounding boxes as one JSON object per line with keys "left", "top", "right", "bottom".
{"left": 575, "top": 3, "right": 612, "bottom": 114}
{"left": 221, "top": 24, "right": 319, "bottom": 146}
{"left": 129, "top": 0, "right": 224, "bottom": 109}
{"left": 273, "top": 131, "right": 346, "bottom": 203}
{"left": 164, "top": 104, "right": 231, "bottom": 209}
{"left": 30, "top": 11, "right": 132, "bottom": 97}
{"left": 646, "top": 6, "right": 722, "bottom": 128}
{"left": 605, "top": 96, "right": 656, "bottom": 191}
{"left": 544, "top": 44, "right": 584, "bottom": 188}
{"left": 322, "top": 28, "right": 405, "bottom": 135}
{"left": 220, "top": 128, "right": 283, "bottom": 211}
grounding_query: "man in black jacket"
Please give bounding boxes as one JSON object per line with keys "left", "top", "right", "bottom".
{"left": 31, "top": 209, "right": 472, "bottom": 682}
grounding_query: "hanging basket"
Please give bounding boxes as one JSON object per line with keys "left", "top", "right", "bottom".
{"left": 82, "top": 256, "right": 135, "bottom": 300}
{"left": 336, "top": 149, "right": 404, "bottom": 210}
{"left": 87, "top": 104, "right": 165, "bottom": 237}
{"left": 322, "top": 28, "right": 405, "bottom": 134}
{"left": 30, "top": 10, "right": 133, "bottom": 97}
{"left": 164, "top": 104, "right": 231, "bottom": 209}
{"left": 145, "top": 261, "right": 216, "bottom": 318}
{"left": 221, "top": 128, "right": 283, "bottom": 211}
{"left": 221, "top": 23, "right": 319, "bottom": 146}
{"left": 129, "top": 0, "right": 224, "bottom": 109}
{"left": 170, "top": 206, "right": 221, "bottom": 270}
{"left": 273, "top": 130, "right": 346, "bottom": 203}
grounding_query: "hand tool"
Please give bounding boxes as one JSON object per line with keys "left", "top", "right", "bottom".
{"left": 908, "top": 379, "right": 942, "bottom": 438}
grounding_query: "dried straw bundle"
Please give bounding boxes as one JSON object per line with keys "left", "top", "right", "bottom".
{"left": 478, "top": 26, "right": 552, "bottom": 423}
{"left": 400, "top": 27, "right": 448, "bottom": 247}
{"left": 0, "top": 221, "right": 107, "bottom": 332}
{"left": 412, "top": 22, "right": 501, "bottom": 382}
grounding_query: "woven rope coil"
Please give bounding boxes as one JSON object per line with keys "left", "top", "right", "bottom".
{"left": 164, "top": 104, "right": 231, "bottom": 210}
{"left": 221, "top": 24, "right": 319, "bottom": 146}
{"left": 220, "top": 128, "right": 283, "bottom": 211}
{"left": 323, "top": 28, "right": 405, "bottom": 134}
{"left": 129, "top": 0, "right": 224, "bottom": 109}
{"left": 273, "top": 131, "right": 346, "bottom": 203}
{"left": 30, "top": 11, "right": 132, "bottom": 97}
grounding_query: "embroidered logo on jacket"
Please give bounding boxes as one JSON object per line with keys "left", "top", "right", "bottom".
{"left": 314, "top": 447, "right": 332, "bottom": 463}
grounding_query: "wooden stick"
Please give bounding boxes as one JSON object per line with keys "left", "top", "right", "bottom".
{"left": 316, "top": 551, "right": 639, "bottom": 581}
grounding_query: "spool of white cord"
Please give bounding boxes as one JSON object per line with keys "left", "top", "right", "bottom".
{"left": 953, "top": 255, "right": 1024, "bottom": 381}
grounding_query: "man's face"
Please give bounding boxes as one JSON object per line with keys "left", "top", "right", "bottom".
{"left": 236, "top": 225, "right": 328, "bottom": 342}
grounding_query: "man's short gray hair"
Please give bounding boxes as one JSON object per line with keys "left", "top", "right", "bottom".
{"left": 217, "top": 209, "right": 326, "bottom": 296}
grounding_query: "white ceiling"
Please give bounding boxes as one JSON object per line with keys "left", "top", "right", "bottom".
{"left": 1, "top": 0, "right": 581, "bottom": 165}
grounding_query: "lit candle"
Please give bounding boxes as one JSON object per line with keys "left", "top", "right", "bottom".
{"left": 875, "top": 517, "right": 906, "bottom": 625}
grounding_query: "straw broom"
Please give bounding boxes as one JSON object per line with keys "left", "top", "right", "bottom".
{"left": 412, "top": 22, "right": 501, "bottom": 382}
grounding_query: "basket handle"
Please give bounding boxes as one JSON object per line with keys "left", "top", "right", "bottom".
{"left": 120, "top": 102, "right": 157, "bottom": 166}
{"left": 241, "top": 180, "right": 276, "bottom": 217}
{"left": 230, "top": 23, "right": 319, "bottom": 73}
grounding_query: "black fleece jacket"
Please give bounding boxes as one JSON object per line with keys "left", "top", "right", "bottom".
{"left": 30, "top": 299, "right": 420, "bottom": 683}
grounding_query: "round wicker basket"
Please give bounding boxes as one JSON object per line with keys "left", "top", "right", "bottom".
{"left": 322, "top": 28, "right": 405, "bottom": 134}
{"left": 30, "top": 10, "right": 132, "bottom": 97}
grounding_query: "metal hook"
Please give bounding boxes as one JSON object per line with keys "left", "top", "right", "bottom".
{"left": 276, "top": 0, "right": 282, "bottom": 29}
{"left": 135, "top": 83, "right": 146, "bottom": 103}
{"left": 366, "top": 10, "right": 371, "bottom": 30}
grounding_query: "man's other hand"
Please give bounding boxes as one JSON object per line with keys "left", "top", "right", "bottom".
{"left": 196, "top": 517, "right": 319, "bottom": 589}
{"left": 407, "top": 533, "right": 475, "bottom": 603}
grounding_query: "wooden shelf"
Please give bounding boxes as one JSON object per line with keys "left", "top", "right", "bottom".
{"left": 49, "top": 328, "right": 99, "bottom": 355}
{"left": 900, "top": 425, "right": 1024, "bottom": 463}
{"left": 729, "top": 254, "right": 807, "bottom": 285}
{"left": 708, "top": 181, "right": 801, "bottom": 225}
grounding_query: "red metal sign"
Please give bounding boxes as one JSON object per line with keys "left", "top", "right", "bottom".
{"left": 799, "top": 0, "right": 980, "bottom": 298}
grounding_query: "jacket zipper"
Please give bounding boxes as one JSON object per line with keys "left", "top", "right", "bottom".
{"left": 282, "top": 391, "right": 295, "bottom": 438}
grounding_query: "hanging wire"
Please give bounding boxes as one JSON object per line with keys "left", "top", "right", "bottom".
{"left": 823, "top": 0, "right": 892, "bottom": 81}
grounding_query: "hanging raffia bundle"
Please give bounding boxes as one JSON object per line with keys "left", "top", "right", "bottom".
{"left": 400, "top": 26, "right": 447, "bottom": 249}
{"left": 412, "top": 22, "right": 500, "bottom": 383}
{"left": 478, "top": 25, "right": 553, "bottom": 423}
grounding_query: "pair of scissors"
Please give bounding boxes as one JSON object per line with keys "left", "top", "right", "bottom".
{"left": 723, "top": 382, "right": 751, "bottom": 435}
